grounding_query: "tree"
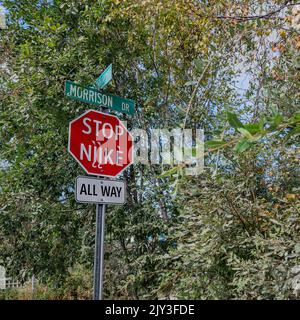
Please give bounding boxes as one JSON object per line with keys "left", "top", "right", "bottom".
{"left": 0, "top": 0, "right": 299, "bottom": 299}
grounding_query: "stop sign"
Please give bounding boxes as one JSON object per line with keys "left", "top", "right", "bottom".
{"left": 68, "top": 110, "right": 133, "bottom": 177}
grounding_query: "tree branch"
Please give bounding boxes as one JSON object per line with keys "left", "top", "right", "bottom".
{"left": 190, "top": 2, "right": 300, "bottom": 22}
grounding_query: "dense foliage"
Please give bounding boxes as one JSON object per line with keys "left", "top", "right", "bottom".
{"left": 0, "top": 0, "right": 299, "bottom": 299}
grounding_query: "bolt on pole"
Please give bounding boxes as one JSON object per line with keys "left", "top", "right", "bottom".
{"left": 93, "top": 203, "right": 106, "bottom": 300}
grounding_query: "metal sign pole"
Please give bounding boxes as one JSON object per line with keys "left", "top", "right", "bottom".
{"left": 68, "top": 68, "right": 132, "bottom": 301}
{"left": 93, "top": 203, "right": 106, "bottom": 300}
{"left": 93, "top": 104, "right": 107, "bottom": 300}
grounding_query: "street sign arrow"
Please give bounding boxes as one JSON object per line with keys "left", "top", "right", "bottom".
{"left": 95, "top": 64, "right": 112, "bottom": 89}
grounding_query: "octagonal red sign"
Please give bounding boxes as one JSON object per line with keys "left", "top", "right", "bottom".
{"left": 68, "top": 110, "right": 133, "bottom": 177}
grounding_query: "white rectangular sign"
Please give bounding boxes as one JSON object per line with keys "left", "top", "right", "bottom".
{"left": 75, "top": 176, "right": 126, "bottom": 204}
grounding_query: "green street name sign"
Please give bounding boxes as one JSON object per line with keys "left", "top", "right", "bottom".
{"left": 65, "top": 80, "right": 135, "bottom": 115}
{"left": 95, "top": 64, "right": 112, "bottom": 89}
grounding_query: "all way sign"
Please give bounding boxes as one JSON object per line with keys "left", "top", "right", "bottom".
{"left": 75, "top": 176, "right": 126, "bottom": 204}
{"left": 65, "top": 80, "right": 135, "bottom": 115}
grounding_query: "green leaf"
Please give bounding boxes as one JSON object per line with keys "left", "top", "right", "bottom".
{"left": 295, "top": 243, "right": 300, "bottom": 254}
{"left": 194, "top": 59, "right": 204, "bottom": 72}
{"left": 251, "top": 134, "right": 262, "bottom": 142}
{"left": 285, "top": 125, "right": 300, "bottom": 141}
{"left": 289, "top": 112, "right": 300, "bottom": 124}
{"left": 259, "top": 117, "right": 266, "bottom": 131}
{"left": 234, "top": 139, "right": 252, "bottom": 153}
{"left": 159, "top": 166, "right": 179, "bottom": 178}
{"left": 243, "top": 123, "right": 262, "bottom": 135}
{"left": 238, "top": 128, "right": 253, "bottom": 140}
{"left": 205, "top": 140, "right": 227, "bottom": 149}
{"left": 227, "top": 112, "right": 244, "bottom": 130}
{"left": 271, "top": 105, "right": 279, "bottom": 117}
{"left": 273, "top": 114, "right": 283, "bottom": 126}
{"left": 267, "top": 114, "right": 283, "bottom": 131}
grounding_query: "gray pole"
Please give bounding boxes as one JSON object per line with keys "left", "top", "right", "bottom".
{"left": 93, "top": 203, "right": 106, "bottom": 300}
